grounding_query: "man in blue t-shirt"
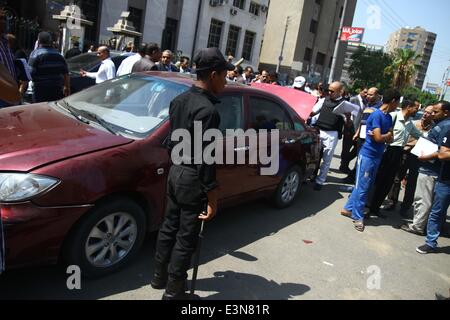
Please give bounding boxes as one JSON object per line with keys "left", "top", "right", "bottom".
{"left": 341, "top": 89, "right": 401, "bottom": 232}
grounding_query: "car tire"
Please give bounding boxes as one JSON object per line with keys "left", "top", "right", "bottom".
{"left": 63, "top": 198, "right": 147, "bottom": 278}
{"left": 273, "top": 166, "right": 303, "bottom": 209}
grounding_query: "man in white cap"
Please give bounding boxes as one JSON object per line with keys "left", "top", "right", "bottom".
{"left": 293, "top": 76, "right": 306, "bottom": 92}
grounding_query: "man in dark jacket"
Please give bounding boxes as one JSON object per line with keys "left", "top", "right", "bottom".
{"left": 310, "top": 81, "right": 345, "bottom": 191}
{"left": 151, "top": 47, "right": 234, "bottom": 300}
{"left": 65, "top": 41, "right": 82, "bottom": 59}
{"left": 29, "top": 32, "right": 70, "bottom": 102}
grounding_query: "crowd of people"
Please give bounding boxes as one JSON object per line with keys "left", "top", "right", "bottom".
{"left": 299, "top": 78, "right": 450, "bottom": 255}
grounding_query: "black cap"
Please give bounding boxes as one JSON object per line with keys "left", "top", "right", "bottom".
{"left": 194, "top": 47, "right": 235, "bottom": 72}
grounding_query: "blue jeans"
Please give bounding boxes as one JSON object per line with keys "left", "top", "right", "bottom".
{"left": 344, "top": 154, "right": 382, "bottom": 221}
{"left": 425, "top": 182, "right": 450, "bottom": 249}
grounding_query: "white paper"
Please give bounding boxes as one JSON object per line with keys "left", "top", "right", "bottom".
{"left": 359, "top": 125, "right": 367, "bottom": 139}
{"left": 333, "top": 101, "right": 361, "bottom": 116}
{"left": 411, "top": 137, "right": 439, "bottom": 157}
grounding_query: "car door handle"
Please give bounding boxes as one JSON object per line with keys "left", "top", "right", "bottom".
{"left": 234, "top": 146, "right": 250, "bottom": 152}
{"left": 282, "top": 139, "right": 296, "bottom": 145}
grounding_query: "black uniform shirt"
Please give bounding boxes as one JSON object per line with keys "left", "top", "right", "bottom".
{"left": 168, "top": 85, "right": 221, "bottom": 193}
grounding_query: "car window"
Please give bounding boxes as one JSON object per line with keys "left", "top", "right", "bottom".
{"left": 216, "top": 95, "right": 244, "bottom": 133}
{"left": 64, "top": 75, "right": 189, "bottom": 138}
{"left": 249, "top": 97, "right": 293, "bottom": 132}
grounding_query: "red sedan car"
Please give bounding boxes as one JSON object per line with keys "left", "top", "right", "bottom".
{"left": 0, "top": 72, "right": 320, "bottom": 277}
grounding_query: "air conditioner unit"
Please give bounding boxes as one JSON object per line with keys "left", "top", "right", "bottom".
{"left": 210, "top": 0, "right": 226, "bottom": 6}
{"left": 230, "top": 8, "right": 238, "bottom": 16}
{"left": 210, "top": 0, "right": 220, "bottom": 7}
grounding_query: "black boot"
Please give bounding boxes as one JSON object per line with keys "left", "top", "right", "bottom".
{"left": 150, "top": 261, "right": 168, "bottom": 290}
{"left": 162, "top": 279, "right": 190, "bottom": 300}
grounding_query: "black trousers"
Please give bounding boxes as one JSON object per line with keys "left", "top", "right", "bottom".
{"left": 347, "top": 138, "right": 366, "bottom": 180}
{"left": 340, "top": 127, "right": 357, "bottom": 169}
{"left": 401, "top": 154, "right": 420, "bottom": 211}
{"left": 154, "top": 165, "right": 207, "bottom": 281}
{"left": 387, "top": 150, "right": 410, "bottom": 206}
{"left": 370, "top": 146, "right": 404, "bottom": 214}
{"left": 33, "top": 84, "right": 64, "bottom": 103}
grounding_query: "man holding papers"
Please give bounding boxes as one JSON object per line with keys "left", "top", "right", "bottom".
{"left": 310, "top": 81, "right": 346, "bottom": 191}
{"left": 402, "top": 101, "right": 450, "bottom": 235}
{"left": 416, "top": 129, "right": 450, "bottom": 254}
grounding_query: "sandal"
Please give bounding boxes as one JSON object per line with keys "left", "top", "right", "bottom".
{"left": 353, "top": 220, "right": 365, "bottom": 232}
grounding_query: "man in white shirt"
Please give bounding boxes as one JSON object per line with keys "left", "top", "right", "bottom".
{"left": 116, "top": 43, "right": 147, "bottom": 77}
{"left": 309, "top": 82, "right": 346, "bottom": 190}
{"left": 80, "top": 46, "right": 116, "bottom": 83}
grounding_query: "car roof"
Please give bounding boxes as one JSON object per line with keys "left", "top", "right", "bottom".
{"left": 133, "top": 72, "right": 317, "bottom": 121}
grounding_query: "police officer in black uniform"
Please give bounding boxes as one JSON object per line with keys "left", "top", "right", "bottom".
{"left": 151, "top": 48, "right": 235, "bottom": 300}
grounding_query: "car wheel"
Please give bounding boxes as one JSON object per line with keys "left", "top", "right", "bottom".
{"left": 273, "top": 166, "right": 302, "bottom": 209}
{"left": 63, "top": 198, "right": 147, "bottom": 278}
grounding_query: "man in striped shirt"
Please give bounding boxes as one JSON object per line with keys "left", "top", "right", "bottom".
{"left": 0, "top": 8, "right": 19, "bottom": 108}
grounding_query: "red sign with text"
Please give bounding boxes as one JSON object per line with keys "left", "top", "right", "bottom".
{"left": 341, "top": 27, "right": 365, "bottom": 43}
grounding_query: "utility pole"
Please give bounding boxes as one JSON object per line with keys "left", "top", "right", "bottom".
{"left": 277, "top": 16, "right": 290, "bottom": 74}
{"left": 328, "top": 0, "right": 348, "bottom": 83}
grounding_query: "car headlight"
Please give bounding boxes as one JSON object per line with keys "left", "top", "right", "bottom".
{"left": 0, "top": 173, "right": 60, "bottom": 202}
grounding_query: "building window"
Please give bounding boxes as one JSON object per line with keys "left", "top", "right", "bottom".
{"left": 310, "top": 19, "right": 318, "bottom": 34}
{"left": 249, "top": 2, "right": 260, "bottom": 16}
{"left": 226, "top": 25, "right": 241, "bottom": 57}
{"left": 233, "top": 0, "right": 245, "bottom": 9}
{"left": 207, "top": 19, "right": 224, "bottom": 49}
{"left": 316, "top": 52, "right": 326, "bottom": 66}
{"left": 339, "top": 6, "right": 344, "bottom": 18}
{"left": 304, "top": 48, "right": 312, "bottom": 61}
{"left": 242, "top": 31, "right": 256, "bottom": 61}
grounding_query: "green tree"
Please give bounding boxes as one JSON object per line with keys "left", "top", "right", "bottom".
{"left": 401, "top": 86, "right": 439, "bottom": 107}
{"left": 348, "top": 47, "right": 393, "bottom": 93}
{"left": 385, "top": 49, "right": 421, "bottom": 90}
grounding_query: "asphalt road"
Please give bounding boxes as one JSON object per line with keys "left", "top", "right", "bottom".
{"left": 1, "top": 145, "right": 449, "bottom": 300}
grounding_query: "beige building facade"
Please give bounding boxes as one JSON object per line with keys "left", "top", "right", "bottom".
{"left": 259, "top": 0, "right": 357, "bottom": 84}
{"left": 386, "top": 26, "right": 436, "bottom": 89}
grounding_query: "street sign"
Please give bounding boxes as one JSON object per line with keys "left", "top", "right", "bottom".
{"left": 341, "top": 27, "right": 365, "bottom": 43}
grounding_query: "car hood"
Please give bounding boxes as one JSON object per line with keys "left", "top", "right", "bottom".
{"left": 0, "top": 103, "right": 133, "bottom": 171}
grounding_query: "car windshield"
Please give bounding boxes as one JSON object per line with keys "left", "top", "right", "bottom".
{"left": 63, "top": 75, "right": 189, "bottom": 138}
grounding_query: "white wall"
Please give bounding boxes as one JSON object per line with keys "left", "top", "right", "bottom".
{"left": 98, "top": 0, "right": 129, "bottom": 43}
{"left": 195, "top": 1, "right": 268, "bottom": 67}
{"left": 177, "top": 0, "right": 200, "bottom": 59}
{"left": 142, "top": 0, "right": 168, "bottom": 45}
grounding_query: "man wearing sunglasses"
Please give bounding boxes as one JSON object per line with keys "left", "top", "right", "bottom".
{"left": 80, "top": 46, "right": 115, "bottom": 84}
{"left": 310, "top": 81, "right": 346, "bottom": 191}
